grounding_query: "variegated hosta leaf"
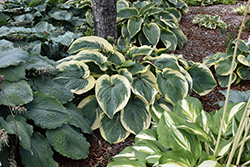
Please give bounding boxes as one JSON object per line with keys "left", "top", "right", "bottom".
{"left": 135, "top": 129, "right": 158, "bottom": 143}
{"left": 78, "top": 95, "right": 102, "bottom": 130}
{"left": 139, "top": 2, "right": 157, "bottom": 15}
{"left": 117, "top": 7, "right": 139, "bottom": 20}
{"left": 53, "top": 60, "right": 95, "bottom": 95}
{"left": 24, "top": 91, "right": 70, "bottom": 129}
{"left": 126, "top": 62, "right": 150, "bottom": 75}
{"left": 215, "top": 57, "right": 237, "bottom": 76}
{"left": 215, "top": 137, "right": 233, "bottom": 157}
{"left": 126, "top": 45, "right": 153, "bottom": 59}
{"left": 46, "top": 124, "right": 90, "bottom": 160}
{"left": 142, "top": 23, "right": 160, "bottom": 47}
{"left": 20, "top": 132, "right": 58, "bottom": 167}
{"left": 57, "top": 50, "right": 108, "bottom": 71}
{"left": 218, "top": 73, "right": 237, "bottom": 87}
{"left": 179, "top": 66, "right": 193, "bottom": 93}
{"left": 127, "top": 16, "right": 143, "bottom": 39}
{"left": 68, "top": 36, "right": 114, "bottom": 54}
{"left": 138, "top": 31, "right": 153, "bottom": 46}
{"left": 187, "top": 63, "right": 216, "bottom": 96}
{"left": 107, "top": 160, "right": 146, "bottom": 167}
{"left": 132, "top": 70, "right": 158, "bottom": 104}
{"left": 144, "top": 54, "right": 180, "bottom": 71}
{"left": 99, "top": 112, "right": 130, "bottom": 144}
{"left": 117, "top": 0, "right": 130, "bottom": 10}
{"left": 173, "top": 97, "right": 203, "bottom": 123}
{"left": 160, "top": 28, "right": 177, "bottom": 51}
{"left": 158, "top": 11, "right": 178, "bottom": 24}
{"left": 112, "top": 146, "right": 137, "bottom": 161}
{"left": 95, "top": 74, "right": 131, "bottom": 119}
{"left": 145, "top": 152, "right": 163, "bottom": 165}
{"left": 156, "top": 68, "right": 188, "bottom": 105}
{"left": 237, "top": 54, "right": 250, "bottom": 67}
{"left": 158, "top": 150, "right": 196, "bottom": 167}
{"left": 196, "top": 110, "right": 211, "bottom": 134}
{"left": 108, "top": 50, "right": 126, "bottom": 66}
{"left": 121, "top": 96, "right": 151, "bottom": 134}
{"left": 197, "top": 152, "right": 220, "bottom": 167}
{"left": 237, "top": 65, "right": 250, "bottom": 80}
{"left": 143, "top": 7, "right": 164, "bottom": 16}
{"left": 118, "top": 69, "right": 133, "bottom": 83}
{"left": 165, "top": 8, "right": 181, "bottom": 21}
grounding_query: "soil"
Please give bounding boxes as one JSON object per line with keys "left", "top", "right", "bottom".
{"left": 54, "top": 2, "right": 250, "bottom": 166}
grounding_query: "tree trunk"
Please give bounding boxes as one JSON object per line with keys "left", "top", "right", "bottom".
{"left": 92, "top": 0, "right": 117, "bottom": 41}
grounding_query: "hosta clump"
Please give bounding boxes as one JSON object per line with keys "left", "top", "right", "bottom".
{"left": 109, "top": 96, "right": 250, "bottom": 166}
{"left": 0, "top": 39, "right": 93, "bottom": 167}
{"left": 116, "top": 0, "right": 188, "bottom": 50}
{"left": 233, "top": 5, "right": 250, "bottom": 15}
{"left": 61, "top": 36, "right": 217, "bottom": 144}
{"left": 192, "top": 14, "right": 228, "bottom": 33}
{"left": 203, "top": 38, "right": 250, "bottom": 87}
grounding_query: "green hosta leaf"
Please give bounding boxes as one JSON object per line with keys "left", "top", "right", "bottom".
{"left": 68, "top": 36, "right": 114, "bottom": 54}
{"left": 218, "top": 73, "right": 237, "bottom": 87}
{"left": 135, "top": 129, "right": 157, "bottom": 143}
{"left": 133, "top": 1, "right": 148, "bottom": 10}
{"left": 237, "top": 65, "right": 250, "bottom": 80}
{"left": 126, "top": 45, "right": 153, "bottom": 59}
{"left": 20, "top": 132, "right": 58, "bottom": 167}
{"left": 144, "top": 54, "right": 180, "bottom": 70}
{"left": 50, "top": 31, "right": 74, "bottom": 46}
{"left": 117, "top": 7, "right": 139, "bottom": 20}
{"left": 159, "top": 150, "right": 196, "bottom": 167}
{"left": 217, "top": 90, "right": 250, "bottom": 106}
{"left": 138, "top": 32, "right": 152, "bottom": 46}
{"left": 96, "top": 74, "right": 130, "bottom": 119}
{"left": 100, "top": 112, "right": 130, "bottom": 143}
{"left": 118, "top": 69, "right": 133, "bottom": 83}
{"left": 24, "top": 92, "right": 70, "bottom": 129}
{"left": 107, "top": 160, "right": 146, "bottom": 167}
{"left": 121, "top": 96, "right": 151, "bottom": 134}
{"left": 0, "top": 115, "right": 33, "bottom": 152}
{"left": 128, "top": 16, "right": 143, "bottom": 38}
{"left": 24, "top": 53, "right": 55, "bottom": 70}
{"left": 187, "top": 63, "right": 216, "bottom": 96}
{"left": 0, "top": 65, "right": 25, "bottom": 81}
{"left": 238, "top": 54, "right": 250, "bottom": 67}
{"left": 0, "top": 145, "right": 12, "bottom": 167}
{"left": 132, "top": 70, "right": 157, "bottom": 104}
{"left": 49, "top": 8, "right": 71, "bottom": 20}
{"left": 78, "top": 95, "right": 102, "bottom": 130}
{"left": 160, "top": 28, "right": 177, "bottom": 51}
{"left": 108, "top": 50, "right": 126, "bottom": 66}
{"left": 65, "top": 103, "right": 92, "bottom": 134}
{"left": 156, "top": 69, "right": 188, "bottom": 105}
{"left": 46, "top": 124, "right": 89, "bottom": 159}
{"left": 173, "top": 97, "right": 203, "bottom": 123}
{"left": 35, "top": 21, "right": 55, "bottom": 33}
{"left": 54, "top": 60, "right": 95, "bottom": 94}
{"left": 121, "top": 24, "right": 131, "bottom": 41}
{"left": 215, "top": 57, "right": 237, "bottom": 76}
{"left": 0, "top": 47, "right": 30, "bottom": 68}
{"left": 165, "top": 8, "right": 181, "bottom": 21}
{"left": 0, "top": 80, "right": 33, "bottom": 106}
{"left": 142, "top": 23, "right": 160, "bottom": 47}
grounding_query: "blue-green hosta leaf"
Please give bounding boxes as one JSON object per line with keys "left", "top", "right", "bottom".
{"left": 160, "top": 28, "right": 178, "bottom": 51}
{"left": 0, "top": 65, "right": 25, "bottom": 81}
{"left": 121, "top": 24, "right": 131, "bottom": 41}
{"left": 158, "top": 150, "right": 196, "bottom": 167}
{"left": 0, "top": 47, "right": 30, "bottom": 68}
{"left": 34, "top": 21, "right": 55, "bottom": 34}
{"left": 156, "top": 68, "right": 188, "bottom": 105}
{"left": 187, "top": 63, "right": 216, "bottom": 96}
{"left": 138, "top": 31, "right": 152, "bottom": 46}
{"left": 100, "top": 112, "right": 130, "bottom": 144}
{"left": 50, "top": 31, "right": 74, "bottom": 46}
{"left": 46, "top": 124, "right": 90, "bottom": 159}
{"left": 142, "top": 23, "right": 160, "bottom": 47}
{"left": 170, "top": 27, "right": 187, "bottom": 49}
{"left": 173, "top": 97, "right": 203, "bottom": 123}
{"left": 20, "top": 132, "right": 58, "bottom": 167}
{"left": 218, "top": 73, "right": 237, "bottom": 87}
{"left": 78, "top": 95, "right": 102, "bottom": 130}
{"left": 128, "top": 16, "right": 143, "bottom": 39}
{"left": 142, "top": 7, "right": 163, "bottom": 16}
{"left": 237, "top": 65, "right": 250, "bottom": 80}
{"left": 54, "top": 60, "right": 95, "bottom": 94}
{"left": 117, "top": 0, "right": 130, "bottom": 10}
{"left": 126, "top": 45, "right": 153, "bottom": 59}
{"left": 0, "top": 80, "right": 33, "bottom": 106}
{"left": 158, "top": 11, "right": 178, "bottom": 24}
{"left": 238, "top": 54, "right": 250, "bottom": 67}
{"left": 215, "top": 57, "right": 237, "bottom": 76}
{"left": 117, "top": 7, "right": 139, "bottom": 20}
{"left": 135, "top": 129, "right": 157, "bottom": 143}
{"left": 127, "top": 62, "right": 150, "bottom": 75}
{"left": 139, "top": 2, "right": 157, "bottom": 14}
{"left": 132, "top": 70, "right": 157, "bottom": 104}
{"left": 0, "top": 115, "right": 33, "bottom": 152}
{"left": 24, "top": 53, "right": 56, "bottom": 70}
{"left": 118, "top": 69, "right": 133, "bottom": 83}
{"left": 24, "top": 91, "right": 70, "bottom": 129}
{"left": 108, "top": 50, "right": 126, "bottom": 66}
{"left": 65, "top": 103, "right": 93, "bottom": 134}
{"left": 165, "top": 8, "right": 181, "bottom": 21}
{"left": 0, "top": 39, "right": 13, "bottom": 48}
{"left": 49, "top": 8, "right": 71, "bottom": 20}
{"left": 68, "top": 36, "right": 114, "bottom": 54}
{"left": 133, "top": 1, "right": 148, "bottom": 10}
{"left": 144, "top": 54, "right": 180, "bottom": 70}
{"left": 95, "top": 74, "right": 130, "bottom": 119}
{"left": 107, "top": 160, "right": 146, "bottom": 167}
{"left": 0, "top": 26, "right": 11, "bottom": 37}
{"left": 121, "top": 96, "right": 151, "bottom": 134}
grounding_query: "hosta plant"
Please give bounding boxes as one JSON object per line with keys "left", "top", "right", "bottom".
{"left": 192, "top": 14, "right": 228, "bottom": 33}
{"left": 117, "top": 0, "right": 188, "bottom": 50}
{"left": 62, "top": 36, "right": 217, "bottom": 144}
{"left": 108, "top": 96, "right": 250, "bottom": 167}
{"left": 233, "top": 5, "right": 250, "bottom": 15}
{"left": 0, "top": 39, "right": 93, "bottom": 167}
{"left": 203, "top": 38, "right": 250, "bottom": 87}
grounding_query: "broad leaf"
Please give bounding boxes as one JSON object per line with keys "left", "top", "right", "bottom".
{"left": 126, "top": 45, "right": 153, "bottom": 59}
{"left": 118, "top": 69, "right": 133, "bottom": 83}
{"left": 24, "top": 92, "right": 70, "bottom": 129}
{"left": 135, "top": 129, "right": 158, "bottom": 143}
{"left": 20, "top": 132, "right": 58, "bottom": 167}
{"left": 215, "top": 57, "right": 237, "bottom": 76}
{"left": 49, "top": 8, "right": 71, "bottom": 20}
{"left": 0, "top": 65, "right": 26, "bottom": 81}
{"left": 95, "top": 74, "right": 131, "bottom": 119}
{"left": 35, "top": 21, "right": 55, "bottom": 34}
{"left": 237, "top": 54, "right": 250, "bottom": 67}
{"left": 117, "top": 7, "right": 139, "bottom": 20}
{"left": 46, "top": 124, "right": 90, "bottom": 159}
{"left": 50, "top": 31, "right": 74, "bottom": 46}
{"left": 237, "top": 65, "right": 250, "bottom": 80}
{"left": 23, "top": 53, "right": 55, "bottom": 70}
{"left": 107, "top": 160, "right": 146, "bottom": 167}
{"left": 108, "top": 50, "right": 126, "bottom": 66}
{"left": 160, "top": 28, "right": 177, "bottom": 51}
{"left": 218, "top": 73, "right": 237, "bottom": 87}
{"left": 142, "top": 23, "right": 160, "bottom": 46}
{"left": 128, "top": 16, "right": 143, "bottom": 38}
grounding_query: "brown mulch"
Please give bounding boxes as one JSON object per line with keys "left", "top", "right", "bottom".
{"left": 55, "top": 2, "right": 250, "bottom": 166}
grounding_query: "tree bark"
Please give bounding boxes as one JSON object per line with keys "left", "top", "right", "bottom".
{"left": 92, "top": 0, "right": 117, "bottom": 40}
